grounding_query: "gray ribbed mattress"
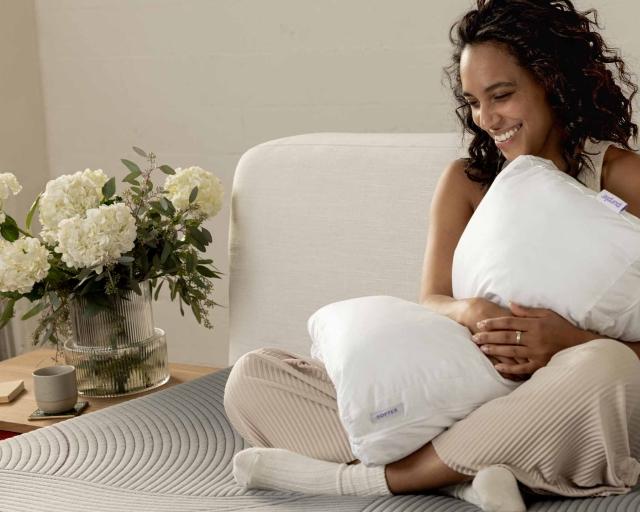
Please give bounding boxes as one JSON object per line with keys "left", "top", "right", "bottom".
{"left": 1, "top": 368, "right": 639, "bottom": 511}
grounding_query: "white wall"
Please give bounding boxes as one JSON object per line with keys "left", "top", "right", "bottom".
{"left": 0, "top": 0, "right": 48, "bottom": 214}
{"left": 27, "top": 0, "right": 640, "bottom": 367}
{"left": 0, "top": 0, "right": 49, "bottom": 354}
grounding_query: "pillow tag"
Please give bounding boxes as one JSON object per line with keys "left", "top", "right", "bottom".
{"left": 597, "top": 189, "right": 627, "bottom": 213}
{"left": 370, "top": 403, "right": 404, "bottom": 424}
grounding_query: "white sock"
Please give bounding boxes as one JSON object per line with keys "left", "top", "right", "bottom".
{"left": 441, "top": 466, "right": 526, "bottom": 512}
{"left": 441, "top": 482, "right": 481, "bottom": 506}
{"left": 232, "top": 447, "right": 391, "bottom": 496}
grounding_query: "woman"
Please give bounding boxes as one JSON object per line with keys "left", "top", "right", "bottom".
{"left": 224, "top": 1, "right": 640, "bottom": 510}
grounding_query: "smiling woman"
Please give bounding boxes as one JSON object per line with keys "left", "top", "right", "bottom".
{"left": 460, "top": 44, "right": 563, "bottom": 168}
{"left": 222, "top": 1, "right": 640, "bottom": 511}
{"left": 445, "top": 0, "right": 639, "bottom": 191}
{"left": 424, "top": 0, "right": 640, "bottom": 507}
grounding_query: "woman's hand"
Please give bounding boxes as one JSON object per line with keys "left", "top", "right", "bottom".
{"left": 457, "top": 298, "right": 529, "bottom": 381}
{"left": 472, "top": 301, "right": 600, "bottom": 375}
{"left": 458, "top": 297, "right": 511, "bottom": 334}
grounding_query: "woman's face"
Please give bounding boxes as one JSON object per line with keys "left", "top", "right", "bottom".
{"left": 460, "top": 42, "right": 566, "bottom": 170}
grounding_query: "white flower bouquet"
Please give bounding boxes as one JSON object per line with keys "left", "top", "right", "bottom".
{"left": 0, "top": 147, "right": 224, "bottom": 348}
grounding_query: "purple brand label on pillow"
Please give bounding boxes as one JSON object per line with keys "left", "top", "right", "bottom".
{"left": 370, "top": 403, "right": 404, "bottom": 423}
{"left": 597, "top": 189, "right": 628, "bottom": 213}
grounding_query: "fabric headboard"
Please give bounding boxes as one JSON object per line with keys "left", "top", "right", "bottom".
{"left": 228, "top": 132, "right": 467, "bottom": 364}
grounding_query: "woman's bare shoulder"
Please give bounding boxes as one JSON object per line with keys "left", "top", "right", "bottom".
{"left": 439, "top": 158, "right": 487, "bottom": 211}
{"left": 602, "top": 146, "right": 640, "bottom": 217}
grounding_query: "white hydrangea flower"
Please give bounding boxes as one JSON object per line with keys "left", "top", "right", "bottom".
{"left": 55, "top": 203, "right": 137, "bottom": 271}
{"left": 163, "top": 166, "right": 223, "bottom": 218}
{"left": 0, "top": 172, "right": 22, "bottom": 224}
{"left": 39, "top": 169, "right": 108, "bottom": 243}
{"left": 0, "top": 237, "right": 50, "bottom": 294}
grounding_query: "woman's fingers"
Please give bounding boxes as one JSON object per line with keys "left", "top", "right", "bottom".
{"left": 472, "top": 329, "right": 529, "bottom": 346}
{"left": 499, "top": 371, "right": 530, "bottom": 381}
{"left": 494, "top": 360, "right": 538, "bottom": 375}
{"left": 485, "top": 354, "right": 532, "bottom": 380}
{"left": 493, "top": 355, "right": 519, "bottom": 366}
{"left": 476, "top": 316, "right": 528, "bottom": 332}
{"left": 479, "top": 343, "right": 528, "bottom": 358}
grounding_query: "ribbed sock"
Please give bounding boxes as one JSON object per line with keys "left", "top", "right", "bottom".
{"left": 442, "top": 466, "right": 526, "bottom": 512}
{"left": 232, "top": 447, "right": 391, "bottom": 496}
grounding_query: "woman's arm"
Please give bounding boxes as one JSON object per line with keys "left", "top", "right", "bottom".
{"left": 548, "top": 327, "right": 640, "bottom": 352}
{"left": 601, "top": 148, "right": 640, "bottom": 357}
{"left": 419, "top": 159, "right": 511, "bottom": 330}
{"left": 620, "top": 342, "right": 640, "bottom": 359}
{"left": 419, "top": 159, "right": 501, "bottom": 329}
{"left": 419, "top": 159, "right": 475, "bottom": 314}
{"left": 602, "top": 146, "right": 640, "bottom": 218}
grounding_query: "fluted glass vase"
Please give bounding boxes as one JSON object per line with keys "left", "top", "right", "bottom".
{"left": 63, "top": 284, "right": 170, "bottom": 397}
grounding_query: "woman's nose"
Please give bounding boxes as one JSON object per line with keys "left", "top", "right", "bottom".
{"left": 477, "top": 103, "right": 500, "bottom": 132}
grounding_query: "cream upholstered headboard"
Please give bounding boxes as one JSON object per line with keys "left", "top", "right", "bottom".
{"left": 227, "top": 133, "right": 467, "bottom": 364}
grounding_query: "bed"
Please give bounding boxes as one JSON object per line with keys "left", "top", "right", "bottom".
{"left": 1, "top": 133, "right": 638, "bottom": 511}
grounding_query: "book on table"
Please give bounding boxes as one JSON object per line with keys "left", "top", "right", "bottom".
{"left": 0, "top": 380, "right": 24, "bottom": 403}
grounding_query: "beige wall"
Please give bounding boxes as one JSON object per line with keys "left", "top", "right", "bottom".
{"left": 20, "top": 0, "right": 640, "bottom": 366}
{"left": 1, "top": 0, "right": 49, "bottom": 354}
{"left": 0, "top": 0, "right": 48, "bottom": 219}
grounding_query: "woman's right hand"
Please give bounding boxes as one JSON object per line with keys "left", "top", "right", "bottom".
{"left": 457, "top": 297, "right": 530, "bottom": 381}
{"left": 458, "top": 297, "right": 511, "bottom": 334}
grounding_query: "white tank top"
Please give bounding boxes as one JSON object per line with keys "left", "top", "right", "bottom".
{"left": 579, "top": 139, "right": 621, "bottom": 192}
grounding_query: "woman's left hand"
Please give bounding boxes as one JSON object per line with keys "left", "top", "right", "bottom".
{"left": 472, "top": 301, "right": 596, "bottom": 376}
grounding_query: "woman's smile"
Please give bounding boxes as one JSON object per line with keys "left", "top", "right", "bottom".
{"left": 493, "top": 123, "right": 523, "bottom": 147}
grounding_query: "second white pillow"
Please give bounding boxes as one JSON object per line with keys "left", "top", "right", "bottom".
{"left": 308, "top": 295, "right": 519, "bottom": 466}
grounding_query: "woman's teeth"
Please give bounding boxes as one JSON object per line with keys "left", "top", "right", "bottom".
{"left": 494, "top": 124, "right": 522, "bottom": 143}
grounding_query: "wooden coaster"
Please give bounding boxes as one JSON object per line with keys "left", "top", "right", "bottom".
{"left": 28, "top": 401, "right": 88, "bottom": 421}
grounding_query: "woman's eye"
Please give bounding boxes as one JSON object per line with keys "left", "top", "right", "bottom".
{"left": 494, "top": 92, "right": 513, "bottom": 100}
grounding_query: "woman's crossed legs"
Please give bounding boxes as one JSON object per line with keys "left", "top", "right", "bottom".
{"left": 223, "top": 347, "right": 465, "bottom": 490}
{"left": 224, "top": 339, "right": 640, "bottom": 508}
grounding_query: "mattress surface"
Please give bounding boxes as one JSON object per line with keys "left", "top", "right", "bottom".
{"left": 1, "top": 368, "right": 639, "bottom": 511}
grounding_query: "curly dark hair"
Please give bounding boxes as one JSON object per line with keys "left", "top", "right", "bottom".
{"left": 445, "top": 0, "right": 638, "bottom": 188}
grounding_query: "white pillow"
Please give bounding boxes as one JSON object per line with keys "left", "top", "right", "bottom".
{"left": 308, "top": 295, "right": 519, "bottom": 466}
{"left": 452, "top": 154, "right": 640, "bottom": 341}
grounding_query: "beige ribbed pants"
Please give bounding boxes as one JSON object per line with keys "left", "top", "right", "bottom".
{"left": 224, "top": 338, "right": 640, "bottom": 497}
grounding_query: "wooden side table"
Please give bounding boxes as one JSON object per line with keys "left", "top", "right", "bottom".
{"left": 0, "top": 348, "right": 220, "bottom": 435}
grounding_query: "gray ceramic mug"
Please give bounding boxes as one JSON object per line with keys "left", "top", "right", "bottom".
{"left": 32, "top": 365, "right": 78, "bottom": 414}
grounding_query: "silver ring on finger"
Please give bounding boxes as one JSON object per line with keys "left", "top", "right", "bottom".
{"left": 515, "top": 330, "right": 522, "bottom": 344}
